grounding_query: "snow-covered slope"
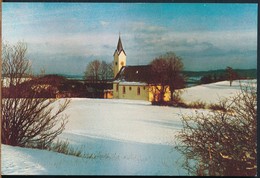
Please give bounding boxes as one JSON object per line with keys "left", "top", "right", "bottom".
{"left": 2, "top": 99, "right": 188, "bottom": 175}
{"left": 182, "top": 79, "right": 256, "bottom": 104}
{"left": 1, "top": 79, "right": 256, "bottom": 175}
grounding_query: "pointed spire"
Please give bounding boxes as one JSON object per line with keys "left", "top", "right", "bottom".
{"left": 117, "top": 34, "right": 124, "bottom": 53}
{"left": 114, "top": 33, "right": 126, "bottom": 56}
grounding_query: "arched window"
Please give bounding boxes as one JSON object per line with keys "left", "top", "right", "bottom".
{"left": 137, "top": 87, "right": 140, "bottom": 95}
{"left": 129, "top": 86, "right": 132, "bottom": 91}
{"left": 116, "top": 84, "right": 119, "bottom": 92}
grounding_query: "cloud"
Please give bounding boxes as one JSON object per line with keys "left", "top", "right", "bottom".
{"left": 124, "top": 21, "right": 254, "bottom": 52}
{"left": 3, "top": 4, "right": 256, "bottom": 74}
{"left": 28, "top": 52, "right": 113, "bottom": 75}
{"left": 127, "top": 26, "right": 256, "bottom": 55}
{"left": 119, "top": 23, "right": 257, "bottom": 70}
{"left": 130, "top": 22, "right": 166, "bottom": 34}
{"left": 23, "top": 32, "right": 117, "bottom": 57}
{"left": 182, "top": 50, "right": 257, "bottom": 71}
{"left": 100, "top": 21, "right": 110, "bottom": 27}
{"left": 22, "top": 25, "right": 257, "bottom": 74}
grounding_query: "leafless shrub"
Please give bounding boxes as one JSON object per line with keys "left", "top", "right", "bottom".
{"left": 1, "top": 41, "right": 70, "bottom": 149}
{"left": 187, "top": 100, "right": 206, "bottom": 109}
{"left": 176, "top": 81, "right": 257, "bottom": 176}
{"left": 48, "top": 140, "right": 83, "bottom": 157}
{"left": 208, "top": 103, "right": 227, "bottom": 112}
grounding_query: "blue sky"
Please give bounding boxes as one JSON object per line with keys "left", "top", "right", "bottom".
{"left": 2, "top": 3, "right": 258, "bottom": 75}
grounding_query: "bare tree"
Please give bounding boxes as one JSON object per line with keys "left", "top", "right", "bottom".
{"left": 84, "top": 60, "right": 101, "bottom": 82}
{"left": 84, "top": 60, "right": 113, "bottom": 81}
{"left": 166, "top": 52, "right": 185, "bottom": 102}
{"left": 226, "top": 66, "right": 238, "bottom": 86}
{"left": 149, "top": 52, "right": 185, "bottom": 103}
{"left": 100, "top": 61, "right": 113, "bottom": 80}
{"left": 176, "top": 81, "right": 257, "bottom": 176}
{"left": 1, "top": 41, "right": 70, "bottom": 149}
{"left": 149, "top": 57, "right": 169, "bottom": 102}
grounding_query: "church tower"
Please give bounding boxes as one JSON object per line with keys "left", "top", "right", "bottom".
{"left": 113, "top": 35, "right": 126, "bottom": 77}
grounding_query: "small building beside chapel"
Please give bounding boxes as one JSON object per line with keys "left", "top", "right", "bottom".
{"left": 112, "top": 35, "right": 171, "bottom": 101}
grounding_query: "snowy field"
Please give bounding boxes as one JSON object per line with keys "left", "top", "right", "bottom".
{"left": 1, "top": 80, "right": 256, "bottom": 175}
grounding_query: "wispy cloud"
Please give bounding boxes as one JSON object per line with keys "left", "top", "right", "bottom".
{"left": 100, "top": 21, "right": 110, "bottom": 27}
{"left": 2, "top": 3, "right": 257, "bottom": 74}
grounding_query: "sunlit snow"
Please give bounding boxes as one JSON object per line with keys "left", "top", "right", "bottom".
{"left": 1, "top": 80, "right": 256, "bottom": 175}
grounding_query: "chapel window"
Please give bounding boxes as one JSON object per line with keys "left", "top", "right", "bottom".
{"left": 123, "top": 86, "right": 126, "bottom": 94}
{"left": 137, "top": 87, "right": 140, "bottom": 95}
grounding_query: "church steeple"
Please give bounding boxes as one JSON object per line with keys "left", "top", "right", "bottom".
{"left": 113, "top": 34, "right": 126, "bottom": 77}
{"left": 117, "top": 36, "right": 123, "bottom": 53}
{"left": 114, "top": 33, "right": 126, "bottom": 56}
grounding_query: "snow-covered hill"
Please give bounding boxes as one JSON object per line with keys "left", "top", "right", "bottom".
{"left": 1, "top": 79, "right": 256, "bottom": 175}
{"left": 182, "top": 79, "right": 256, "bottom": 104}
